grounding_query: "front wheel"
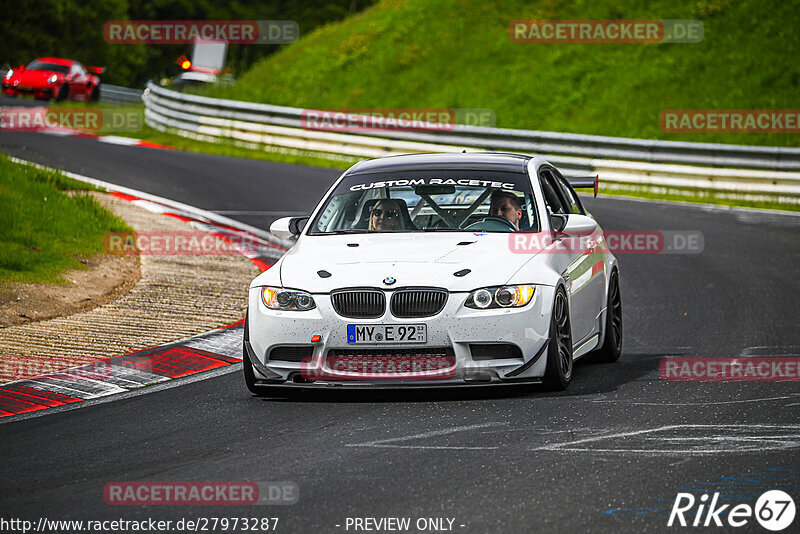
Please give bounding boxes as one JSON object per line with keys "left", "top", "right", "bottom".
{"left": 55, "top": 84, "right": 69, "bottom": 102}
{"left": 242, "top": 313, "right": 262, "bottom": 395}
{"left": 543, "top": 287, "right": 573, "bottom": 390}
{"left": 591, "top": 270, "right": 622, "bottom": 363}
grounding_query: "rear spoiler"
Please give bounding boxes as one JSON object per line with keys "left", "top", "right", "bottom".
{"left": 566, "top": 175, "right": 599, "bottom": 197}
{"left": 86, "top": 65, "right": 106, "bottom": 75}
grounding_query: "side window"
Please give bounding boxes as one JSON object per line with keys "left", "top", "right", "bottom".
{"left": 521, "top": 194, "right": 538, "bottom": 231}
{"left": 71, "top": 64, "right": 86, "bottom": 76}
{"left": 538, "top": 170, "right": 567, "bottom": 214}
{"left": 555, "top": 175, "right": 583, "bottom": 215}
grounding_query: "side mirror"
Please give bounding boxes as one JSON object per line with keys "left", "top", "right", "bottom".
{"left": 563, "top": 214, "right": 598, "bottom": 236}
{"left": 288, "top": 216, "right": 308, "bottom": 235}
{"left": 549, "top": 213, "right": 568, "bottom": 232}
{"left": 270, "top": 216, "right": 308, "bottom": 240}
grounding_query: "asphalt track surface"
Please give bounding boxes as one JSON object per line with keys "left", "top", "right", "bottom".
{"left": 1, "top": 126, "right": 800, "bottom": 533}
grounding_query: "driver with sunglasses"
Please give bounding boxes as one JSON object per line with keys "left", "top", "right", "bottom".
{"left": 369, "top": 199, "right": 406, "bottom": 231}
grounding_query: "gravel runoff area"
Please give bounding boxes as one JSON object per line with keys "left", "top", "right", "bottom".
{"left": 0, "top": 193, "right": 260, "bottom": 383}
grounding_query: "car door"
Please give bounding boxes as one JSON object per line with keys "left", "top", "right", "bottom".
{"left": 538, "top": 168, "right": 595, "bottom": 344}
{"left": 553, "top": 170, "right": 606, "bottom": 339}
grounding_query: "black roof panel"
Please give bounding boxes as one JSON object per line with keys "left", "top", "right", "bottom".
{"left": 347, "top": 152, "right": 531, "bottom": 175}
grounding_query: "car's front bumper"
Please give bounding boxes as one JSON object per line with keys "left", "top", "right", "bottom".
{"left": 246, "top": 285, "right": 556, "bottom": 386}
{"left": 2, "top": 85, "right": 54, "bottom": 98}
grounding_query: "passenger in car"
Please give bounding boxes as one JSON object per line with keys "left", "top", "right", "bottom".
{"left": 489, "top": 191, "right": 523, "bottom": 229}
{"left": 369, "top": 199, "right": 406, "bottom": 231}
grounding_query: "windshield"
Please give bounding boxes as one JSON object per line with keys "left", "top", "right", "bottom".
{"left": 308, "top": 170, "right": 538, "bottom": 234}
{"left": 25, "top": 61, "right": 69, "bottom": 74}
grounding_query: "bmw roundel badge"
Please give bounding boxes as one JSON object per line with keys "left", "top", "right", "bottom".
{"left": 383, "top": 277, "right": 396, "bottom": 285}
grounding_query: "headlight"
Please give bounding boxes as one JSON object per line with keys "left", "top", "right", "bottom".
{"left": 4, "top": 70, "right": 12, "bottom": 80}
{"left": 47, "top": 74, "right": 58, "bottom": 84}
{"left": 261, "top": 287, "right": 316, "bottom": 311}
{"left": 465, "top": 285, "right": 535, "bottom": 309}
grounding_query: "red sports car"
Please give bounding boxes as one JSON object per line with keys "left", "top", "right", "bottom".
{"left": 2, "top": 58, "right": 104, "bottom": 101}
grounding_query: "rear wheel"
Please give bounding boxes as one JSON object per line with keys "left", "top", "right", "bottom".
{"left": 89, "top": 86, "right": 100, "bottom": 102}
{"left": 592, "top": 270, "right": 622, "bottom": 362}
{"left": 543, "top": 287, "right": 573, "bottom": 390}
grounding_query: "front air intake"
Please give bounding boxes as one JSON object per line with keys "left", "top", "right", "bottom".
{"left": 469, "top": 343, "right": 523, "bottom": 361}
{"left": 268, "top": 345, "right": 314, "bottom": 362}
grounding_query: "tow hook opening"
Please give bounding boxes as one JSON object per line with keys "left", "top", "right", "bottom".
{"left": 290, "top": 373, "right": 315, "bottom": 384}
{"left": 464, "top": 371, "right": 494, "bottom": 383}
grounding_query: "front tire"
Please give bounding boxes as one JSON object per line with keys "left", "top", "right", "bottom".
{"left": 543, "top": 287, "right": 573, "bottom": 390}
{"left": 242, "top": 313, "right": 262, "bottom": 395}
{"left": 591, "top": 269, "right": 622, "bottom": 363}
{"left": 56, "top": 84, "right": 68, "bottom": 102}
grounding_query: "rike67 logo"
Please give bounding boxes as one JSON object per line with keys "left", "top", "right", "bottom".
{"left": 668, "top": 490, "right": 796, "bottom": 530}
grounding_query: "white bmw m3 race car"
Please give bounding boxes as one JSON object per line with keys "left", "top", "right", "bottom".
{"left": 244, "top": 153, "right": 622, "bottom": 391}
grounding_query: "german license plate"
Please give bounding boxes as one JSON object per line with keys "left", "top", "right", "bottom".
{"left": 347, "top": 324, "right": 427, "bottom": 344}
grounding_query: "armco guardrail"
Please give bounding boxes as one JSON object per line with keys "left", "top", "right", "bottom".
{"left": 143, "top": 82, "right": 800, "bottom": 199}
{"left": 101, "top": 84, "right": 143, "bottom": 104}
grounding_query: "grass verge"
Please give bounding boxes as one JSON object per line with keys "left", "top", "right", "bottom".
{"left": 0, "top": 155, "right": 132, "bottom": 285}
{"left": 202, "top": 0, "right": 800, "bottom": 148}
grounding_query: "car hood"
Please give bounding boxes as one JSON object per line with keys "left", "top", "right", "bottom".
{"left": 276, "top": 233, "right": 540, "bottom": 293}
{"left": 15, "top": 70, "right": 59, "bottom": 87}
